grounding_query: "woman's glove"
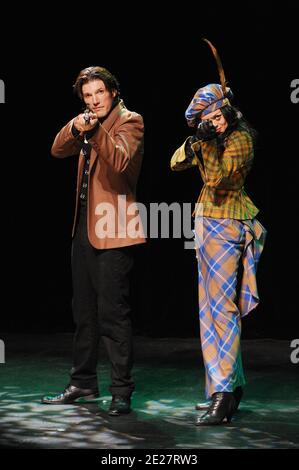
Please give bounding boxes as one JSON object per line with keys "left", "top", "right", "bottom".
{"left": 196, "top": 120, "right": 217, "bottom": 141}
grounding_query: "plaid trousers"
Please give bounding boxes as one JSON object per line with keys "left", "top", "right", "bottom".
{"left": 194, "top": 216, "right": 266, "bottom": 398}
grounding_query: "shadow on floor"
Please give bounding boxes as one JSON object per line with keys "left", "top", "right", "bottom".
{"left": 0, "top": 335, "right": 298, "bottom": 449}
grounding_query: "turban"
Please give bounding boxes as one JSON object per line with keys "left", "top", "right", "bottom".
{"left": 185, "top": 83, "right": 232, "bottom": 127}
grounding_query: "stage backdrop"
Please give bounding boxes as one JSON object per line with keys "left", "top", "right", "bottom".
{"left": 1, "top": 6, "right": 298, "bottom": 339}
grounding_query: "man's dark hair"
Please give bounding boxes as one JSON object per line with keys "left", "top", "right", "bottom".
{"left": 73, "top": 66, "right": 120, "bottom": 100}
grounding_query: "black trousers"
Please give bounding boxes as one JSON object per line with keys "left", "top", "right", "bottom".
{"left": 70, "top": 204, "right": 135, "bottom": 398}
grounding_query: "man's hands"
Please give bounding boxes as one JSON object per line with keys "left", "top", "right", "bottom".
{"left": 73, "top": 112, "right": 98, "bottom": 133}
{"left": 196, "top": 120, "right": 217, "bottom": 141}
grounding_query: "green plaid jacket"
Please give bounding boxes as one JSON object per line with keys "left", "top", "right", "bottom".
{"left": 170, "top": 129, "right": 259, "bottom": 220}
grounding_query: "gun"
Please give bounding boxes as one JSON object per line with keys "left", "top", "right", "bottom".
{"left": 83, "top": 108, "right": 91, "bottom": 125}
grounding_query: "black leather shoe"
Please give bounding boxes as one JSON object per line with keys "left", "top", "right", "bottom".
{"left": 41, "top": 385, "right": 99, "bottom": 404}
{"left": 195, "top": 386, "right": 243, "bottom": 411}
{"left": 195, "top": 392, "right": 236, "bottom": 426}
{"left": 108, "top": 396, "right": 131, "bottom": 416}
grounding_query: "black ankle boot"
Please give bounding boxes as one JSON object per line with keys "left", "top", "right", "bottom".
{"left": 195, "top": 400, "right": 211, "bottom": 411}
{"left": 195, "top": 392, "right": 236, "bottom": 426}
{"left": 195, "top": 386, "right": 243, "bottom": 411}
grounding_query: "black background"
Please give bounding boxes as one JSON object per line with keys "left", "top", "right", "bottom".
{"left": 1, "top": 3, "right": 298, "bottom": 339}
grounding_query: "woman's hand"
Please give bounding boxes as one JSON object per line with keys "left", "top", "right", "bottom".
{"left": 196, "top": 120, "right": 217, "bottom": 141}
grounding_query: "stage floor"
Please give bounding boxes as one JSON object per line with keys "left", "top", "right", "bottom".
{"left": 0, "top": 335, "right": 298, "bottom": 449}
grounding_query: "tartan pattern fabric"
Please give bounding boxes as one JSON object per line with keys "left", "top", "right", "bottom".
{"left": 171, "top": 129, "right": 259, "bottom": 220}
{"left": 185, "top": 83, "right": 231, "bottom": 126}
{"left": 194, "top": 216, "right": 266, "bottom": 398}
{"left": 239, "top": 219, "right": 267, "bottom": 315}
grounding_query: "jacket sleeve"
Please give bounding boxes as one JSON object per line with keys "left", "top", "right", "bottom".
{"left": 170, "top": 138, "right": 200, "bottom": 171}
{"left": 51, "top": 120, "right": 83, "bottom": 158}
{"left": 201, "top": 130, "right": 254, "bottom": 189}
{"left": 88, "top": 113, "right": 144, "bottom": 173}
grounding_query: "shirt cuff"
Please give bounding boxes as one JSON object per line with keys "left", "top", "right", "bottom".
{"left": 85, "top": 121, "right": 99, "bottom": 140}
{"left": 71, "top": 123, "right": 81, "bottom": 138}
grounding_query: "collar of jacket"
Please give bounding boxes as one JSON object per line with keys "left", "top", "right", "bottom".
{"left": 100, "top": 99, "right": 127, "bottom": 133}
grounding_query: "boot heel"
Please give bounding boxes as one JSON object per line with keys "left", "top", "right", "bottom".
{"left": 233, "top": 386, "right": 243, "bottom": 411}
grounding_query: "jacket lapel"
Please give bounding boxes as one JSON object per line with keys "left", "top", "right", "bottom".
{"left": 89, "top": 100, "right": 126, "bottom": 170}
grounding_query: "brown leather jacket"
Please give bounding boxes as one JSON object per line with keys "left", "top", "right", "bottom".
{"left": 51, "top": 100, "right": 146, "bottom": 249}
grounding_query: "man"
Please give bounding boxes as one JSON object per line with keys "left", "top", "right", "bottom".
{"left": 42, "top": 66, "right": 145, "bottom": 416}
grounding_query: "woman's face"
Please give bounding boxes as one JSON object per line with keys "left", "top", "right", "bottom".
{"left": 201, "top": 108, "right": 228, "bottom": 134}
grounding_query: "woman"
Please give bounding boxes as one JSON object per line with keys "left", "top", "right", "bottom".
{"left": 170, "top": 41, "right": 267, "bottom": 426}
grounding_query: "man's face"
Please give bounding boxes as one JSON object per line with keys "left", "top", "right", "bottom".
{"left": 82, "top": 79, "right": 117, "bottom": 119}
{"left": 201, "top": 108, "right": 228, "bottom": 134}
